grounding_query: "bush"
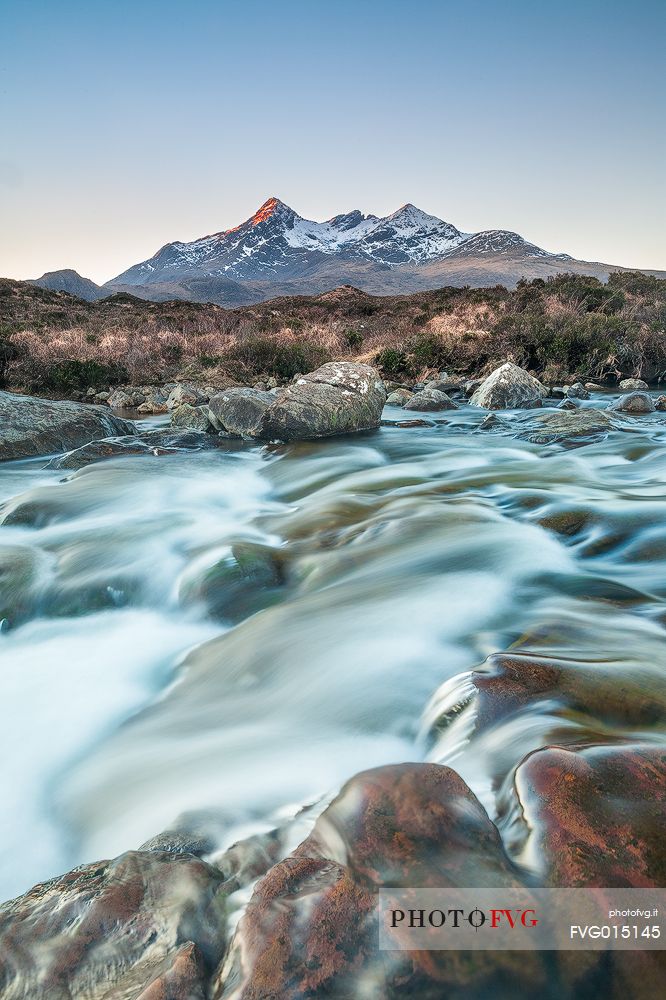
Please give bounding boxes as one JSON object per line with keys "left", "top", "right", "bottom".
{"left": 375, "top": 347, "right": 408, "bottom": 376}
{"left": 223, "top": 336, "right": 330, "bottom": 381}
{"left": 344, "top": 328, "right": 364, "bottom": 349}
{"left": 18, "top": 358, "right": 129, "bottom": 394}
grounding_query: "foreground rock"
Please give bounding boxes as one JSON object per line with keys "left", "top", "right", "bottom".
{"left": 0, "top": 851, "right": 227, "bottom": 1000}
{"left": 208, "top": 387, "right": 275, "bottom": 437}
{"left": 470, "top": 363, "right": 547, "bottom": 409}
{"left": 608, "top": 391, "right": 655, "bottom": 414}
{"left": 0, "top": 391, "right": 134, "bottom": 462}
{"left": 514, "top": 743, "right": 666, "bottom": 887}
{"left": 46, "top": 430, "right": 233, "bottom": 471}
{"left": 212, "top": 763, "right": 532, "bottom": 999}
{"left": 252, "top": 362, "right": 386, "bottom": 441}
{"left": 403, "top": 388, "right": 458, "bottom": 411}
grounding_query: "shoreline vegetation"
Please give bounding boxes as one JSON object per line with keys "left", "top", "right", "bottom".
{"left": 1, "top": 271, "right": 665, "bottom": 399}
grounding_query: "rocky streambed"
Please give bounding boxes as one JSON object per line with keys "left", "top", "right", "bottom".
{"left": 0, "top": 364, "right": 665, "bottom": 998}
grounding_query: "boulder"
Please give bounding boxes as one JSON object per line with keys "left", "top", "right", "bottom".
{"left": 46, "top": 430, "right": 231, "bottom": 471}
{"left": 423, "top": 378, "right": 464, "bottom": 394}
{"left": 557, "top": 398, "right": 579, "bottom": 410}
{"left": 208, "top": 388, "right": 275, "bottom": 437}
{"left": 512, "top": 744, "right": 666, "bottom": 887}
{"left": 170, "top": 403, "right": 214, "bottom": 433}
{"left": 403, "top": 388, "right": 458, "bottom": 412}
{"left": 252, "top": 362, "right": 386, "bottom": 441}
{"left": 107, "top": 388, "right": 135, "bottom": 409}
{"left": 584, "top": 382, "right": 605, "bottom": 391}
{"left": 608, "top": 391, "right": 655, "bottom": 414}
{"left": 565, "top": 382, "right": 589, "bottom": 399}
{"left": 166, "top": 383, "right": 209, "bottom": 411}
{"left": 470, "top": 363, "right": 547, "bottom": 409}
{"left": 0, "top": 391, "right": 134, "bottom": 462}
{"left": 0, "top": 851, "right": 227, "bottom": 1000}
{"left": 212, "top": 763, "right": 527, "bottom": 1000}
{"left": 385, "top": 388, "right": 414, "bottom": 406}
{"left": 655, "top": 395, "right": 666, "bottom": 411}
{"left": 619, "top": 378, "right": 649, "bottom": 390}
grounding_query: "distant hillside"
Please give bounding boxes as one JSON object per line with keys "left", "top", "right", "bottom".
{"left": 30, "top": 269, "right": 104, "bottom": 301}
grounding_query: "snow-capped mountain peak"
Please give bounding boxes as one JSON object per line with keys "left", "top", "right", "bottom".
{"left": 109, "top": 197, "right": 567, "bottom": 288}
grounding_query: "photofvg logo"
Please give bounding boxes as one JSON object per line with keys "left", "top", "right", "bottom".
{"left": 378, "top": 889, "right": 665, "bottom": 951}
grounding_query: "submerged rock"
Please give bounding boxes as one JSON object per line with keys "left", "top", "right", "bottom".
{"left": 46, "top": 430, "right": 230, "bottom": 470}
{"left": 470, "top": 363, "right": 547, "bottom": 409}
{"left": 208, "top": 387, "right": 275, "bottom": 437}
{"left": 0, "top": 391, "right": 134, "bottom": 462}
{"left": 0, "top": 851, "right": 227, "bottom": 1000}
{"left": 403, "top": 388, "right": 458, "bottom": 411}
{"left": 252, "top": 362, "right": 386, "bottom": 441}
{"left": 608, "top": 391, "right": 655, "bottom": 414}
{"left": 517, "top": 409, "right": 615, "bottom": 444}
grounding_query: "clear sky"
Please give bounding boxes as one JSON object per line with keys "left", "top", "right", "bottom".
{"left": 1, "top": 0, "right": 664, "bottom": 283}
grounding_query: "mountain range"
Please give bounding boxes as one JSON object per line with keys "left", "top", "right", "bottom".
{"left": 30, "top": 197, "right": 665, "bottom": 305}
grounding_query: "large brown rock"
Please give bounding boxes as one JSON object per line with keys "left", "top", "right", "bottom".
{"left": 513, "top": 743, "right": 666, "bottom": 887}
{"left": 0, "top": 391, "right": 134, "bottom": 461}
{"left": 212, "top": 763, "right": 530, "bottom": 999}
{"left": 252, "top": 362, "right": 386, "bottom": 441}
{"left": 0, "top": 851, "right": 227, "bottom": 1000}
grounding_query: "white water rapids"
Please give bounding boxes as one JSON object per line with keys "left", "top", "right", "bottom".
{"left": 1, "top": 399, "right": 666, "bottom": 901}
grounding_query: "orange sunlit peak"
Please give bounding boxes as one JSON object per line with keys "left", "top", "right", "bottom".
{"left": 250, "top": 197, "right": 285, "bottom": 225}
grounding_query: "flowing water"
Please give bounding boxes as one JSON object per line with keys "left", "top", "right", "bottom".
{"left": 1, "top": 397, "right": 666, "bottom": 903}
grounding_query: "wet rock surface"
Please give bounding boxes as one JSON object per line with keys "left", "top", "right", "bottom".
{"left": 0, "top": 851, "right": 227, "bottom": 1000}
{"left": 608, "top": 391, "right": 656, "bottom": 414}
{"left": 0, "top": 391, "right": 134, "bottom": 461}
{"left": 253, "top": 362, "right": 386, "bottom": 441}
{"left": 46, "top": 430, "right": 231, "bottom": 470}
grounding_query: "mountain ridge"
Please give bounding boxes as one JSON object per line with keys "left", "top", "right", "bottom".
{"left": 21, "top": 199, "right": 666, "bottom": 307}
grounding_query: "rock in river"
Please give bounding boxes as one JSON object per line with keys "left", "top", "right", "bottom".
{"left": 608, "top": 391, "right": 655, "bottom": 414}
{"left": 208, "top": 387, "right": 275, "bottom": 437}
{"left": 619, "top": 378, "right": 649, "bottom": 391}
{"left": 470, "top": 363, "right": 547, "bottom": 410}
{"left": 0, "top": 391, "right": 134, "bottom": 462}
{"left": 0, "top": 850, "right": 227, "bottom": 1000}
{"left": 46, "top": 430, "right": 232, "bottom": 471}
{"left": 403, "top": 388, "right": 458, "bottom": 411}
{"left": 252, "top": 362, "right": 386, "bottom": 441}
{"left": 517, "top": 408, "right": 615, "bottom": 444}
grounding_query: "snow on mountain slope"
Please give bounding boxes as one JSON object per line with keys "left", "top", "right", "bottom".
{"left": 107, "top": 197, "right": 569, "bottom": 289}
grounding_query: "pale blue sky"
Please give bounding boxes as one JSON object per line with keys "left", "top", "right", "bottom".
{"left": 1, "top": 0, "right": 664, "bottom": 282}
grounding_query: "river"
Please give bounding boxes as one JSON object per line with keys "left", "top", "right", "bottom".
{"left": 1, "top": 395, "right": 665, "bottom": 903}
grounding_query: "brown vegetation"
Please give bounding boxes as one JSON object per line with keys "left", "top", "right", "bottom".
{"left": 1, "top": 271, "right": 665, "bottom": 393}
